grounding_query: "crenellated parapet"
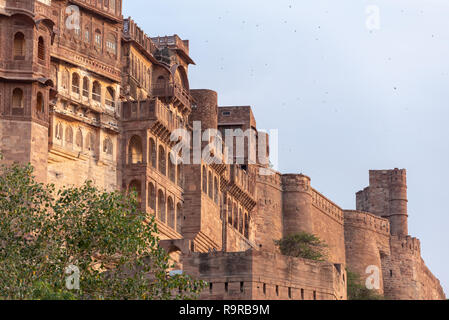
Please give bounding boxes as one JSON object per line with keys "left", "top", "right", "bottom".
{"left": 312, "top": 188, "right": 344, "bottom": 224}
{"left": 344, "top": 210, "right": 390, "bottom": 236}
{"left": 256, "top": 168, "right": 282, "bottom": 190}
{"left": 390, "top": 234, "right": 421, "bottom": 256}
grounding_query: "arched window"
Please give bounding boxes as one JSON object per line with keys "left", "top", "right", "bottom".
{"left": 103, "top": 137, "right": 113, "bottom": 155}
{"left": 244, "top": 212, "right": 249, "bottom": 239}
{"left": 65, "top": 126, "right": 73, "bottom": 146}
{"left": 75, "top": 128, "right": 83, "bottom": 150}
{"left": 86, "top": 132, "right": 95, "bottom": 152}
{"left": 208, "top": 172, "right": 213, "bottom": 199}
{"left": 12, "top": 88, "right": 23, "bottom": 108}
{"left": 167, "top": 197, "right": 175, "bottom": 229}
{"left": 38, "top": 37, "right": 45, "bottom": 61}
{"left": 233, "top": 203, "right": 238, "bottom": 229}
{"left": 105, "top": 86, "right": 115, "bottom": 108}
{"left": 62, "top": 69, "right": 69, "bottom": 91}
{"left": 55, "top": 123, "right": 63, "bottom": 140}
{"left": 128, "top": 135, "right": 143, "bottom": 164}
{"left": 158, "top": 146, "right": 166, "bottom": 175}
{"left": 148, "top": 182, "right": 156, "bottom": 212}
{"left": 13, "top": 32, "right": 25, "bottom": 58}
{"left": 177, "top": 164, "right": 183, "bottom": 188}
{"left": 176, "top": 203, "right": 182, "bottom": 233}
{"left": 82, "top": 77, "right": 89, "bottom": 98}
{"left": 168, "top": 156, "right": 175, "bottom": 183}
{"left": 158, "top": 190, "right": 166, "bottom": 222}
{"left": 92, "top": 81, "right": 101, "bottom": 102}
{"left": 94, "top": 29, "right": 102, "bottom": 48}
{"left": 36, "top": 92, "right": 44, "bottom": 113}
{"left": 227, "top": 200, "right": 232, "bottom": 225}
{"left": 84, "top": 26, "right": 90, "bottom": 43}
{"left": 149, "top": 138, "right": 156, "bottom": 168}
{"left": 239, "top": 208, "right": 243, "bottom": 234}
{"left": 106, "top": 33, "right": 117, "bottom": 55}
{"left": 129, "top": 180, "right": 142, "bottom": 205}
{"left": 72, "top": 73, "right": 80, "bottom": 94}
{"left": 202, "top": 166, "right": 207, "bottom": 194}
{"left": 214, "top": 177, "right": 219, "bottom": 204}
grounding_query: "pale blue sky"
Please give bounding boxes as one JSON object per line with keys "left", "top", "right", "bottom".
{"left": 124, "top": 0, "right": 449, "bottom": 294}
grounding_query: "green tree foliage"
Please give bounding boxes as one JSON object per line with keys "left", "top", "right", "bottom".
{"left": 346, "top": 270, "right": 384, "bottom": 300}
{"left": 0, "top": 160, "right": 206, "bottom": 300}
{"left": 275, "top": 232, "right": 328, "bottom": 261}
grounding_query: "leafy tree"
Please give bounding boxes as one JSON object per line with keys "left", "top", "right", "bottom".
{"left": 275, "top": 232, "right": 328, "bottom": 261}
{"left": 0, "top": 159, "right": 205, "bottom": 300}
{"left": 346, "top": 269, "right": 384, "bottom": 300}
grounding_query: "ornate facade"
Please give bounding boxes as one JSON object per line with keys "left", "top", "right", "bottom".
{"left": 0, "top": 0, "right": 445, "bottom": 300}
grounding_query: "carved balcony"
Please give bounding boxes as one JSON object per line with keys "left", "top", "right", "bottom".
{"left": 151, "top": 82, "right": 191, "bottom": 113}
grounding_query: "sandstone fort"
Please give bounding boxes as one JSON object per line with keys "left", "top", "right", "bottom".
{"left": 0, "top": 0, "right": 445, "bottom": 300}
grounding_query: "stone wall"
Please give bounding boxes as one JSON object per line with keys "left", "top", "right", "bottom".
{"left": 381, "top": 235, "right": 446, "bottom": 300}
{"left": 183, "top": 250, "right": 346, "bottom": 300}
{"left": 344, "top": 210, "right": 391, "bottom": 295}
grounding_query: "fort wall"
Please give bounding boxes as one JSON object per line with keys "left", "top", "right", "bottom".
{"left": 183, "top": 250, "right": 346, "bottom": 300}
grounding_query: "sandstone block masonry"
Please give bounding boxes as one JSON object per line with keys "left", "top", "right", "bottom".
{"left": 0, "top": 0, "right": 445, "bottom": 300}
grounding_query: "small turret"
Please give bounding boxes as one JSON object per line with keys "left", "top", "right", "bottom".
{"left": 356, "top": 169, "right": 408, "bottom": 236}
{"left": 282, "top": 174, "right": 313, "bottom": 235}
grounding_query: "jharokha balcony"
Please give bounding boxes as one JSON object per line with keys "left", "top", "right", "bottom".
{"left": 151, "top": 82, "right": 191, "bottom": 113}
{"left": 122, "top": 98, "right": 185, "bottom": 141}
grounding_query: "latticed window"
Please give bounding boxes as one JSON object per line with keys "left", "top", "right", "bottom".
{"left": 84, "top": 28, "right": 90, "bottom": 42}
{"left": 65, "top": 126, "right": 73, "bottom": 146}
{"left": 14, "top": 32, "right": 25, "bottom": 57}
{"left": 202, "top": 166, "right": 207, "bottom": 194}
{"left": 208, "top": 172, "right": 213, "bottom": 199}
{"left": 103, "top": 137, "right": 113, "bottom": 155}
{"left": 72, "top": 73, "right": 80, "bottom": 94}
{"left": 105, "top": 87, "right": 115, "bottom": 108}
{"left": 55, "top": 123, "right": 63, "bottom": 140}
{"left": 106, "top": 34, "right": 117, "bottom": 55}
{"left": 158, "top": 146, "right": 166, "bottom": 175}
{"left": 75, "top": 129, "right": 83, "bottom": 150}
{"left": 36, "top": 92, "right": 44, "bottom": 113}
{"left": 158, "top": 190, "right": 166, "bottom": 222}
{"left": 176, "top": 203, "right": 182, "bottom": 233}
{"left": 149, "top": 138, "right": 157, "bottom": 168}
{"left": 38, "top": 37, "right": 45, "bottom": 62}
{"left": 82, "top": 77, "right": 89, "bottom": 98}
{"left": 12, "top": 88, "right": 23, "bottom": 108}
{"left": 128, "top": 136, "right": 143, "bottom": 164}
{"left": 92, "top": 81, "right": 101, "bottom": 102}
{"left": 94, "top": 30, "right": 102, "bottom": 48}
{"left": 87, "top": 133, "right": 95, "bottom": 152}
{"left": 148, "top": 183, "right": 156, "bottom": 211}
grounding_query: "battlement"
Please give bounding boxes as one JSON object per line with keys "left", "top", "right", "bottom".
{"left": 282, "top": 174, "right": 311, "bottom": 192}
{"left": 256, "top": 169, "right": 282, "bottom": 189}
{"left": 123, "top": 18, "right": 159, "bottom": 58}
{"left": 151, "top": 35, "right": 194, "bottom": 65}
{"left": 391, "top": 234, "right": 421, "bottom": 255}
{"left": 312, "top": 188, "right": 344, "bottom": 223}
{"left": 369, "top": 168, "right": 407, "bottom": 187}
{"left": 183, "top": 250, "right": 346, "bottom": 300}
{"left": 344, "top": 210, "right": 390, "bottom": 235}
{"left": 151, "top": 35, "right": 190, "bottom": 55}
